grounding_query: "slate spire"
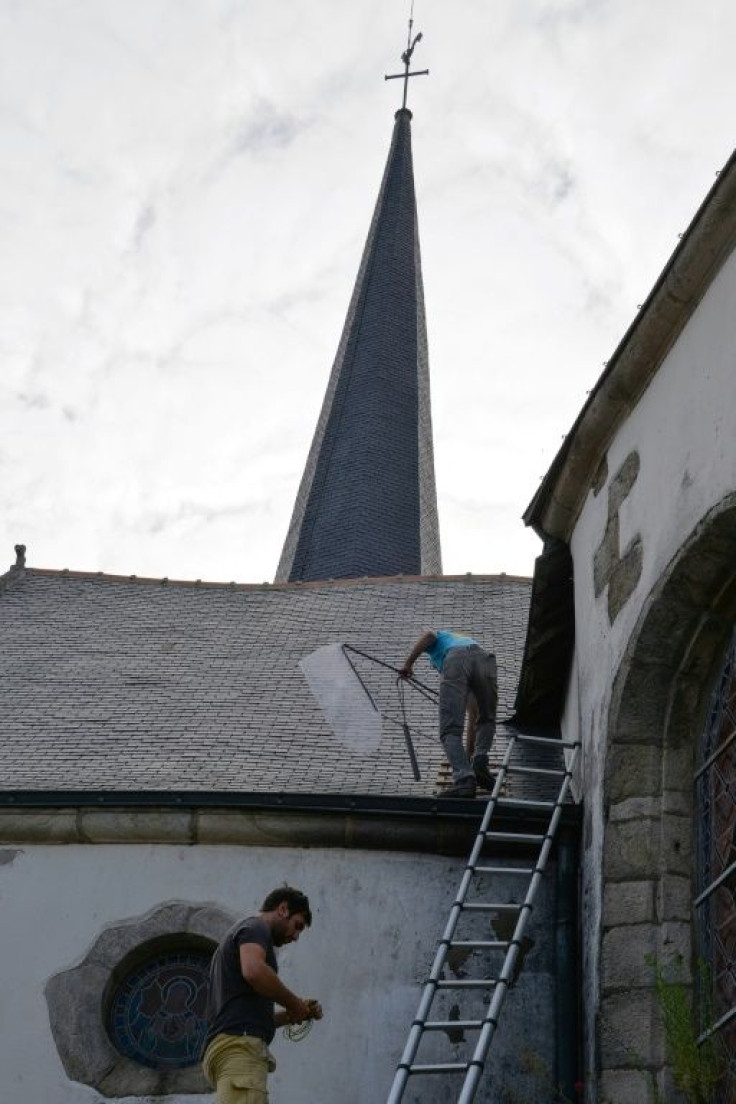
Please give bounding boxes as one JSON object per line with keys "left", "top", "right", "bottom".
{"left": 275, "top": 107, "right": 442, "bottom": 582}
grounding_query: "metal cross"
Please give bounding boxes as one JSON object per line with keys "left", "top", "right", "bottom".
{"left": 384, "top": 14, "right": 429, "bottom": 111}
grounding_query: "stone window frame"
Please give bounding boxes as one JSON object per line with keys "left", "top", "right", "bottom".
{"left": 45, "top": 901, "right": 234, "bottom": 1098}
{"left": 694, "top": 629, "right": 736, "bottom": 1065}
{"left": 598, "top": 493, "right": 736, "bottom": 1104}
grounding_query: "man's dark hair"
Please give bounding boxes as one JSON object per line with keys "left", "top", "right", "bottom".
{"left": 261, "top": 886, "right": 312, "bottom": 925}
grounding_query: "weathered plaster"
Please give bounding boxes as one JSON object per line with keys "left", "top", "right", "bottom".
{"left": 3, "top": 842, "right": 560, "bottom": 1103}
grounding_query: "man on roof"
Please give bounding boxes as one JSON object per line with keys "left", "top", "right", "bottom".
{"left": 202, "top": 885, "right": 322, "bottom": 1104}
{"left": 400, "top": 630, "right": 498, "bottom": 798}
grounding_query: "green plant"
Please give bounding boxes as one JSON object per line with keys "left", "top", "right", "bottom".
{"left": 648, "top": 955, "right": 729, "bottom": 1104}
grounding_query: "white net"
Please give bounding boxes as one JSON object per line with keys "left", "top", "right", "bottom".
{"left": 299, "top": 643, "right": 382, "bottom": 754}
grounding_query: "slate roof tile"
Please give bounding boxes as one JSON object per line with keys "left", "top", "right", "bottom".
{"left": 0, "top": 569, "right": 537, "bottom": 797}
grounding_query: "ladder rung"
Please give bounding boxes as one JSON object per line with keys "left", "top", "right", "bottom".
{"left": 462, "top": 902, "right": 521, "bottom": 912}
{"left": 475, "top": 865, "right": 533, "bottom": 875}
{"left": 507, "top": 764, "right": 566, "bottom": 778}
{"left": 497, "top": 797, "right": 556, "bottom": 811}
{"left": 484, "top": 831, "right": 544, "bottom": 843}
{"left": 436, "top": 978, "right": 499, "bottom": 990}
{"left": 424, "top": 1019, "right": 483, "bottom": 1032}
{"left": 514, "top": 733, "right": 577, "bottom": 748}
{"left": 450, "top": 940, "right": 508, "bottom": 950}
{"left": 408, "top": 1062, "right": 469, "bottom": 1075}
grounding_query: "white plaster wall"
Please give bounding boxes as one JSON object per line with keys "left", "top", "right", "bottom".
{"left": 571, "top": 243, "right": 736, "bottom": 740}
{"left": 563, "top": 239, "right": 736, "bottom": 1090}
{"left": 0, "top": 841, "right": 557, "bottom": 1104}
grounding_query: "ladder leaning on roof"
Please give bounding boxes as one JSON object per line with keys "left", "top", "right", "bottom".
{"left": 385, "top": 730, "right": 581, "bottom": 1104}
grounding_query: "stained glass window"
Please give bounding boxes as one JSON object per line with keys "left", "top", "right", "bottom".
{"left": 695, "top": 629, "right": 736, "bottom": 1093}
{"left": 107, "top": 947, "right": 212, "bottom": 1069}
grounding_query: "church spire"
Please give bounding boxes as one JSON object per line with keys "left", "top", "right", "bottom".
{"left": 275, "top": 39, "right": 441, "bottom": 583}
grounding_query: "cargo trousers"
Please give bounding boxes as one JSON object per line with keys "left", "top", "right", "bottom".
{"left": 202, "top": 1033, "right": 276, "bottom": 1104}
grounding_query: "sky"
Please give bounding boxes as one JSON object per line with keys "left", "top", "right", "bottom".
{"left": 2, "top": 0, "right": 735, "bottom": 583}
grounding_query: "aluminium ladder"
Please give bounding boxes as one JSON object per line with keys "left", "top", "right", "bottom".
{"left": 386, "top": 730, "right": 581, "bottom": 1104}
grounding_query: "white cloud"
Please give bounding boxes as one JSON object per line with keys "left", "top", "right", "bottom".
{"left": 0, "top": 0, "right": 734, "bottom": 580}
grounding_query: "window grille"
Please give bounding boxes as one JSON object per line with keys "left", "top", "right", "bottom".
{"left": 695, "top": 629, "right": 736, "bottom": 1090}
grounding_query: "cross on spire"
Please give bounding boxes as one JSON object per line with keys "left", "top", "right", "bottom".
{"left": 384, "top": 9, "right": 429, "bottom": 111}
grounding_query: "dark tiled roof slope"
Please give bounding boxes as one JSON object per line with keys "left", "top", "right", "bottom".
{"left": 0, "top": 570, "right": 530, "bottom": 795}
{"left": 275, "top": 108, "right": 441, "bottom": 583}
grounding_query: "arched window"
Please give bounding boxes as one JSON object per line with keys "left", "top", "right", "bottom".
{"left": 696, "top": 629, "right": 736, "bottom": 1089}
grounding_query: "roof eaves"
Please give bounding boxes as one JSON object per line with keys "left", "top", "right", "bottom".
{"left": 524, "top": 147, "right": 736, "bottom": 542}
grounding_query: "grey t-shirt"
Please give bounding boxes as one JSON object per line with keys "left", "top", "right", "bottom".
{"left": 204, "top": 915, "right": 278, "bottom": 1049}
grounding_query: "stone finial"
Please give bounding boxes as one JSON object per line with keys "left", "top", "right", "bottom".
{"left": 13, "top": 544, "right": 26, "bottom": 569}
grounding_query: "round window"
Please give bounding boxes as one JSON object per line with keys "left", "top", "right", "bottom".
{"left": 106, "top": 946, "right": 212, "bottom": 1069}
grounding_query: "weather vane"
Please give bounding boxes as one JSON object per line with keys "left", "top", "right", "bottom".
{"left": 384, "top": 1, "right": 429, "bottom": 111}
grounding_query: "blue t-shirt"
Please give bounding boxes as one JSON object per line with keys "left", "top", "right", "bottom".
{"left": 425, "top": 630, "right": 479, "bottom": 672}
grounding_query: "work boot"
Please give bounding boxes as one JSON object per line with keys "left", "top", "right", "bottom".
{"left": 473, "top": 757, "right": 496, "bottom": 792}
{"left": 437, "top": 776, "right": 476, "bottom": 798}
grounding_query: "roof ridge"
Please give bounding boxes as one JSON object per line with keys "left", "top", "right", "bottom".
{"left": 15, "top": 568, "right": 531, "bottom": 590}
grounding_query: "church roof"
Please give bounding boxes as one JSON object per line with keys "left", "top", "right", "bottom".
{"left": 0, "top": 567, "right": 529, "bottom": 797}
{"left": 275, "top": 108, "right": 441, "bottom": 583}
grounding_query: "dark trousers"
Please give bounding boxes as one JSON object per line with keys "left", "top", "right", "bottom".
{"left": 439, "top": 646, "right": 497, "bottom": 781}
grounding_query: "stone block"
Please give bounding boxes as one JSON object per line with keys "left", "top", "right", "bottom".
{"left": 613, "top": 663, "right": 671, "bottom": 745}
{"left": 661, "top": 789, "right": 691, "bottom": 816}
{"left": 661, "top": 745, "right": 695, "bottom": 791}
{"left": 600, "top": 989, "right": 665, "bottom": 1068}
{"left": 610, "top": 797, "right": 660, "bottom": 822}
{"left": 602, "top": 924, "right": 658, "bottom": 991}
{"left": 603, "top": 880, "right": 655, "bottom": 927}
{"left": 0, "top": 810, "right": 79, "bottom": 843}
{"left": 79, "top": 809, "right": 193, "bottom": 844}
{"left": 195, "top": 809, "right": 343, "bottom": 846}
{"left": 665, "top": 679, "right": 702, "bottom": 750}
{"left": 656, "top": 876, "right": 692, "bottom": 922}
{"left": 607, "top": 746, "right": 661, "bottom": 802}
{"left": 659, "top": 925, "right": 693, "bottom": 978}
{"left": 661, "top": 814, "right": 692, "bottom": 876}
{"left": 599, "top": 1068, "right": 656, "bottom": 1104}
{"left": 604, "top": 818, "right": 658, "bottom": 880}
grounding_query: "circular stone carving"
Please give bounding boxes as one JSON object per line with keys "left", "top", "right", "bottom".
{"left": 45, "top": 901, "right": 235, "bottom": 1098}
{"left": 107, "top": 948, "right": 211, "bottom": 1069}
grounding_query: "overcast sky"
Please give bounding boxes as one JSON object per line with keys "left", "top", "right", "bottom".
{"left": 2, "top": 0, "right": 735, "bottom": 583}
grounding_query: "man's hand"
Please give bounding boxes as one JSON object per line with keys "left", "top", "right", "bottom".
{"left": 285, "top": 995, "right": 312, "bottom": 1024}
{"left": 400, "top": 632, "right": 437, "bottom": 680}
{"left": 306, "top": 999, "right": 323, "bottom": 1021}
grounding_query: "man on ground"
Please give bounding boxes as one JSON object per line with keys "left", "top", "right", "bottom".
{"left": 202, "top": 885, "right": 322, "bottom": 1103}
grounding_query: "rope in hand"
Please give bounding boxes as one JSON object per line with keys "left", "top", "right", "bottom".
{"left": 282, "top": 1000, "right": 320, "bottom": 1041}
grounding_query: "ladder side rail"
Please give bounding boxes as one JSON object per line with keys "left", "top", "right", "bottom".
{"left": 456, "top": 742, "right": 581, "bottom": 1104}
{"left": 385, "top": 734, "right": 520, "bottom": 1104}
